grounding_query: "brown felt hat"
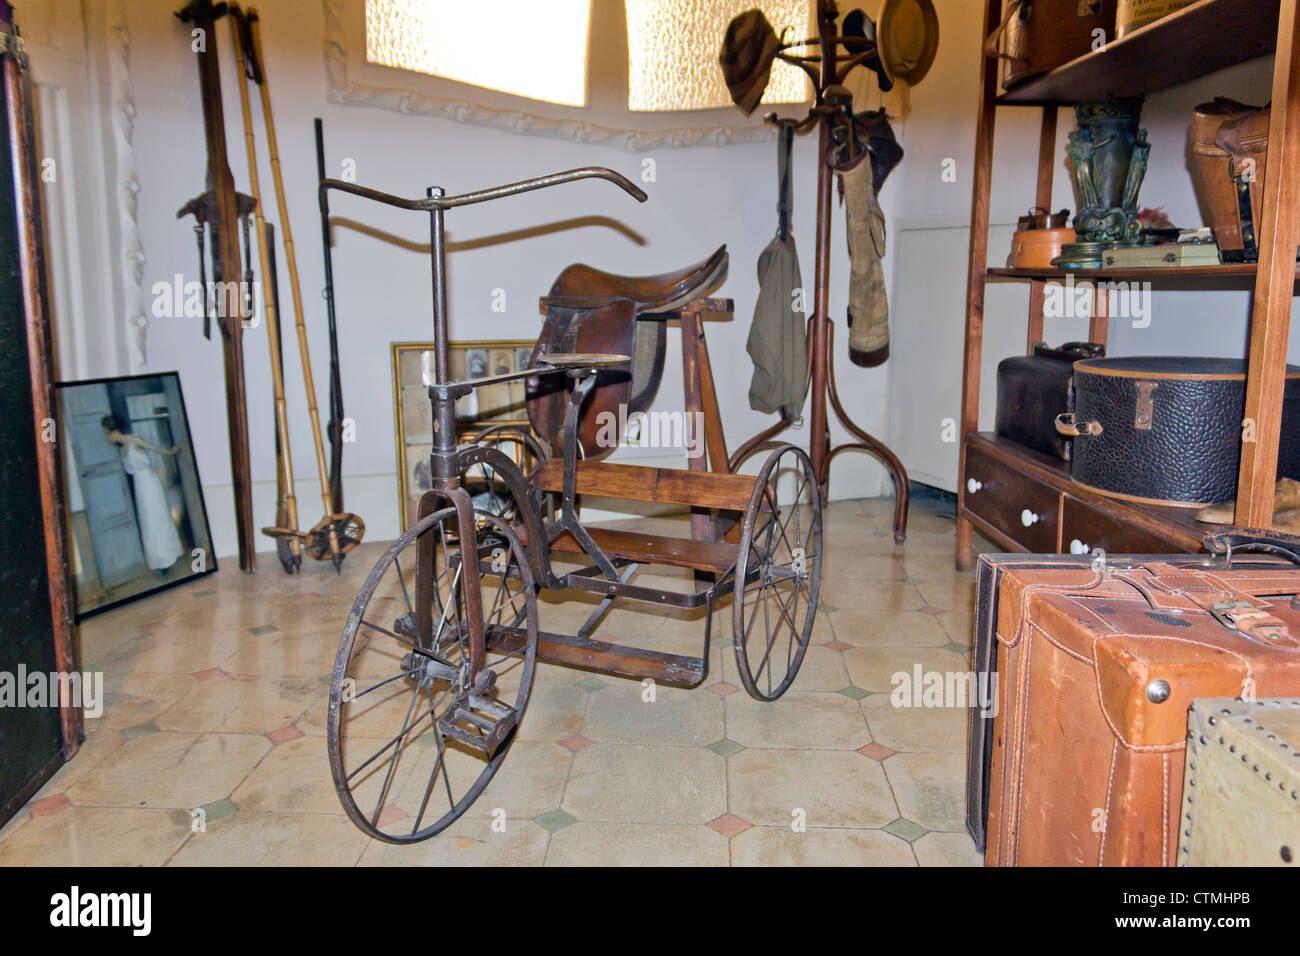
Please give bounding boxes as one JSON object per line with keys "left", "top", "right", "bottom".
{"left": 877, "top": 0, "right": 939, "bottom": 86}
{"left": 719, "top": 9, "right": 784, "bottom": 116}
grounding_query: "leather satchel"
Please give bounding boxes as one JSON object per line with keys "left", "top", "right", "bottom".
{"left": 1190, "top": 98, "right": 1269, "bottom": 261}
{"left": 975, "top": 530, "right": 1300, "bottom": 865}
{"left": 995, "top": 340, "right": 1103, "bottom": 460}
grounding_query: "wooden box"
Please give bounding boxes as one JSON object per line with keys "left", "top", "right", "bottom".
{"left": 1180, "top": 697, "right": 1300, "bottom": 866}
{"left": 1101, "top": 242, "right": 1221, "bottom": 268}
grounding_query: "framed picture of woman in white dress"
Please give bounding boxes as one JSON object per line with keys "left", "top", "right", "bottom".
{"left": 55, "top": 372, "right": 216, "bottom": 619}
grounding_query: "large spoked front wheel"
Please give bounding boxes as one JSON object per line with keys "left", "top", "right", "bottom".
{"left": 327, "top": 506, "right": 538, "bottom": 843}
{"left": 732, "top": 444, "right": 822, "bottom": 701}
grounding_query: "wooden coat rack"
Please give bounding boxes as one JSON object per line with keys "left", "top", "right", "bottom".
{"left": 728, "top": 0, "right": 910, "bottom": 542}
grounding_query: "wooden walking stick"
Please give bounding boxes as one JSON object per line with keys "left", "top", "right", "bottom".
{"left": 244, "top": 8, "right": 362, "bottom": 571}
{"left": 231, "top": 7, "right": 300, "bottom": 573}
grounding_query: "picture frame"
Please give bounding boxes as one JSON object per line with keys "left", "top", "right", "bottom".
{"left": 54, "top": 372, "right": 217, "bottom": 620}
{"left": 391, "top": 340, "right": 538, "bottom": 531}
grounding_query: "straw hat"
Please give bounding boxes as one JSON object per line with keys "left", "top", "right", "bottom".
{"left": 877, "top": 0, "right": 939, "bottom": 86}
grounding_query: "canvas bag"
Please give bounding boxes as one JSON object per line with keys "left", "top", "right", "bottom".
{"left": 747, "top": 124, "right": 808, "bottom": 417}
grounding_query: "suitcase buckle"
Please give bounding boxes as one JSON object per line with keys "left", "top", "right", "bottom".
{"left": 1209, "top": 599, "right": 1291, "bottom": 643}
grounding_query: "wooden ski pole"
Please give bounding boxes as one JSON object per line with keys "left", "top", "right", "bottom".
{"left": 247, "top": 8, "right": 354, "bottom": 570}
{"left": 231, "top": 6, "right": 300, "bottom": 572}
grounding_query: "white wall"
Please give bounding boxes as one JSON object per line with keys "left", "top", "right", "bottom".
{"left": 62, "top": 0, "right": 1286, "bottom": 559}
{"left": 117, "top": 0, "right": 895, "bottom": 560}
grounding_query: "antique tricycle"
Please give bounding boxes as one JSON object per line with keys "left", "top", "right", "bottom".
{"left": 323, "top": 167, "right": 822, "bottom": 843}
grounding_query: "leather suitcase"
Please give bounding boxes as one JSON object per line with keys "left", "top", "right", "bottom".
{"left": 966, "top": 552, "right": 1086, "bottom": 851}
{"left": 1179, "top": 697, "right": 1300, "bottom": 866}
{"left": 987, "top": 0, "right": 1118, "bottom": 91}
{"left": 973, "top": 529, "right": 1300, "bottom": 866}
{"left": 995, "top": 341, "right": 1103, "bottom": 460}
{"left": 1189, "top": 99, "right": 1269, "bottom": 262}
{"left": 1059, "top": 356, "right": 1300, "bottom": 507}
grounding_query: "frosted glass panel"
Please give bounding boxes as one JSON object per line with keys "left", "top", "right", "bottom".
{"left": 626, "top": 0, "right": 811, "bottom": 112}
{"left": 365, "top": 0, "right": 590, "bottom": 107}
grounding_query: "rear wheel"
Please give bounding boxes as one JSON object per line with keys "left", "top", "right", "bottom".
{"left": 327, "top": 507, "right": 537, "bottom": 842}
{"left": 731, "top": 444, "right": 822, "bottom": 701}
{"left": 465, "top": 424, "right": 550, "bottom": 525}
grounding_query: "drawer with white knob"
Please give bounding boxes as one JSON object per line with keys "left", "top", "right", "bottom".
{"left": 1060, "top": 495, "right": 1184, "bottom": 557}
{"left": 963, "top": 443, "right": 1060, "bottom": 553}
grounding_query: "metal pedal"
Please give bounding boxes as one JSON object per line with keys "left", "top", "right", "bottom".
{"left": 437, "top": 694, "right": 518, "bottom": 755}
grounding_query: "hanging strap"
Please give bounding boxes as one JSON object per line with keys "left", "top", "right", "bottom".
{"left": 776, "top": 122, "right": 794, "bottom": 241}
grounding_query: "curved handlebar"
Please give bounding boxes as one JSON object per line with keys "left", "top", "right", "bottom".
{"left": 319, "top": 166, "right": 647, "bottom": 212}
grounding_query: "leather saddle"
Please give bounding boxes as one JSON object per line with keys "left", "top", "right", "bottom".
{"left": 528, "top": 244, "right": 728, "bottom": 458}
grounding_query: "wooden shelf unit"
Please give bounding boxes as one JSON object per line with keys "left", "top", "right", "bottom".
{"left": 996, "top": 0, "right": 1280, "bottom": 105}
{"left": 988, "top": 265, "right": 1266, "bottom": 281}
{"left": 957, "top": 0, "right": 1300, "bottom": 569}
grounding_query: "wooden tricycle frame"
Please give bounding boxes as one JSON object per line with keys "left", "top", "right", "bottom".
{"left": 323, "top": 168, "right": 823, "bottom": 842}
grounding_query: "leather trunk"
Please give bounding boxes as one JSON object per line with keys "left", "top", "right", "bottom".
{"left": 1189, "top": 98, "right": 1269, "bottom": 262}
{"left": 1067, "top": 356, "right": 1300, "bottom": 506}
{"left": 991, "top": 0, "right": 1118, "bottom": 90}
{"left": 977, "top": 544, "right": 1300, "bottom": 866}
{"left": 995, "top": 341, "right": 1103, "bottom": 459}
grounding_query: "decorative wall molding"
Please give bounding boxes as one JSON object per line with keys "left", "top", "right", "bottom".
{"left": 106, "top": 6, "right": 148, "bottom": 373}
{"left": 322, "top": 0, "right": 778, "bottom": 150}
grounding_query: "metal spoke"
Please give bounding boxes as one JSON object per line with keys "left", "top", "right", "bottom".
{"left": 359, "top": 619, "right": 420, "bottom": 651}
{"left": 369, "top": 680, "right": 424, "bottom": 824}
{"left": 394, "top": 552, "right": 414, "bottom": 616}
{"left": 764, "top": 581, "right": 773, "bottom": 695}
{"left": 764, "top": 574, "right": 804, "bottom": 640}
{"left": 351, "top": 665, "right": 421, "bottom": 701}
{"left": 345, "top": 691, "right": 445, "bottom": 783}
{"left": 412, "top": 685, "right": 455, "bottom": 834}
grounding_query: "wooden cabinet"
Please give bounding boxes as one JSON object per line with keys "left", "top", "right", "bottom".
{"left": 961, "top": 433, "right": 1203, "bottom": 556}
{"left": 956, "top": 0, "right": 1300, "bottom": 568}
{"left": 964, "top": 443, "right": 1059, "bottom": 553}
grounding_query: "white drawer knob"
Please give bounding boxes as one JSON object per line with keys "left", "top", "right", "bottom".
{"left": 1069, "top": 538, "right": 1089, "bottom": 555}
{"left": 967, "top": 478, "right": 983, "bottom": 494}
{"left": 1021, "top": 509, "right": 1040, "bottom": 527}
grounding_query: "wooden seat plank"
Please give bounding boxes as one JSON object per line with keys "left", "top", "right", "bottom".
{"left": 517, "top": 524, "right": 740, "bottom": 574}
{"left": 530, "top": 459, "right": 756, "bottom": 512}
{"left": 488, "top": 628, "right": 706, "bottom": 687}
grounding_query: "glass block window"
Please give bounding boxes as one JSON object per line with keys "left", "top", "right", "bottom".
{"left": 625, "top": 0, "right": 810, "bottom": 111}
{"left": 364, "top": 0, "right": 591, "bottom": 107}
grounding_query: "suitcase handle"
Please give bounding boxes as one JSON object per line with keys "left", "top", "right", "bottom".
{"left": 1205, "top": 527, "right": 1300, "bottom": 566}
{"left": 1054, "top": 413, "right": 1102, "bottom": 437}
{"left": 1032, "top": 341, "right": 1105, "bottom": 362}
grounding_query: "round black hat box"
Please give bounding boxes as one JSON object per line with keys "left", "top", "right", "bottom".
{"left": 1069, "top": 356, "right": 1300, "bottom": 506}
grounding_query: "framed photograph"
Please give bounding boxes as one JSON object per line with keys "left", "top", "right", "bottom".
{"left": 391, "top": 340, "right": 536, "bottom": 531}
{"left": 54, "top": 372, "right": 216, "bottom": 619}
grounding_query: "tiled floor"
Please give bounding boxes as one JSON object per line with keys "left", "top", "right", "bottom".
{"left": 0, "top": 495, "right": 994, "bottom": 866}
